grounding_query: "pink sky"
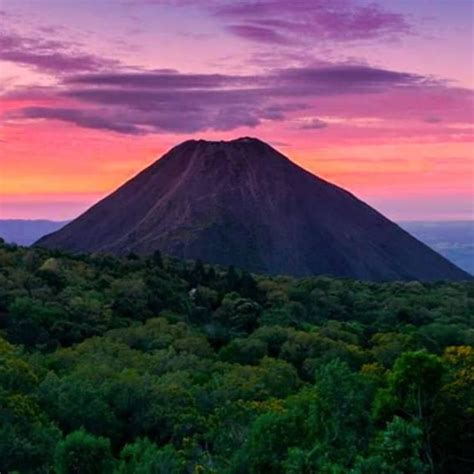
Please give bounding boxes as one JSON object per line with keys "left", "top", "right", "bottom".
{"left": 1, "top": 0, "right": 473, "bottom": 221}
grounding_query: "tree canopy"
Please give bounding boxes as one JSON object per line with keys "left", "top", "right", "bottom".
{"left": 0, "top": 240, "right": 472, "bottom": 473}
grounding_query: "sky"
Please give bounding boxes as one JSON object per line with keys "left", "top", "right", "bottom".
{"left": 0, "top": 0, "right": 473, "bottom": 221}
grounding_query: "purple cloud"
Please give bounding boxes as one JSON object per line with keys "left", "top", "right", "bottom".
{"left": 276, "top": 65, "right": 419, "bottom": 85}
{"left": 226, "top": 24, "right": 289, "bottom": 44}
{"left": 133, "top": 1, "right": 410, "bottom": 45}
{"left": 424, "top": 116, "right": 443, "bottom": 123}
{"left": 65, "top": 65, "right": 422, "bottom": 98}
{"left": 270, "top": 65, "right": 423, "bottom": 96}
{"left": 10, "top": 95, "right": 263, "bottom": 135}
{"left": 213, "top": 0, "right": 410, "bottom": 44}
{"left": 300, "top": 118, "right": 328, "bottom": 130}
{"left": 213, "top": 106, "right": 261, "bottom": 130}
{"left": 51, "top": 65, "right": 422, "bottom": 135}
{"left": 5, "top": 63, "right": 465, "bottom": 136}
{"left": 62, "top": 87, "right": 265, "bottom": 110}
{"left": 0, "top": 30, "right": 120, "bottom": 74}
{"left": 13, "top": 107, "right": 145, "bottom": 135}
{"left": 65, "top": 71, "right": 251, "bottom": 89}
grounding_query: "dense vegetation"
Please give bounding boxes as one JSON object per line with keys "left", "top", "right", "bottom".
{"left": 0, "top": 240, "right": 473, "bottom": 473}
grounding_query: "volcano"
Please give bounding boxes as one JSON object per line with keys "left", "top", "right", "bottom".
{"left": 36, "top": 138, "right": 470, "bottom": 281}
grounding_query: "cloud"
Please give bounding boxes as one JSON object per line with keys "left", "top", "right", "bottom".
{"left": 225, "top": 24, "right": 290, "bottom": 44}
{"left": 64, "top": 71, "right": 251, "bottom": 89}
{"left": 0, "top": 30, "right": 120, "bottom": 74}
{"left": 213, "top": 0, "right": 410, "bottom": 44}
{"left": 65, "top": 64, "right": 422, "bottom": 97}
{"left": 4, "top": 63, "right": 471, "bottom": 136}
{"left": 423, "top": 116, "right": 443, "bottom": 123}
{"left": 299, "top": 118, "right": 328, "bottom": 130}
{"left": 9, "top": 98, "right": 263, "bottom": 135}
{"left": 269, "top": 65, "right": 424, "bottom": 96}
{"left": 213, "top": 106, "right": 261, "bottom": 130}
{"left": 276, "top": 65, "right": 419, "bottom": 84}
{"left": 133, "top": 1, "right": 410, "bottom": 45}
{"left": 11, "top": 107, "right": 145, "bottom": 135}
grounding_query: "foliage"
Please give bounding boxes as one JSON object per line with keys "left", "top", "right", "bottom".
{"left": 0, "top": 241, "right": 472, "bottom": 473}
{"left": 54, "top": 429, "right": 114, "bottom": 474}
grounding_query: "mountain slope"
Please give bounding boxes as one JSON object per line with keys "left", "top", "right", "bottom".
{"left": 36, "top": 137, "right": 470, "bottom": 281}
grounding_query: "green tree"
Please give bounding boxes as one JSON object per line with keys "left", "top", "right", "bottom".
{"left": 0, "top": 337, "right": 61, "bottom": 473}
{"left": 300, "top": 360, "right": 374, "bottom": 469}
{"left": 219, "top": 338, "right": 268, "bottom": 365}
{"left": 118, "top": 438, "right": 186, "bottom": 474}
{"left": 54, "top": 429, "right": 114, "bottom": 474}
{"left": 373, "top": 351, "right": 446, "bottom": 472}
{"left": 232, "top": 410, "right": 300, "bottom": 474}
{"left": 0, "top": 390, "right": 61, "bottom": 473}
{"left": 215, "top": 293, "right": 261, "bottom": 333}
{"left": 355, "top": 417, "right": 428, "bottom": 474}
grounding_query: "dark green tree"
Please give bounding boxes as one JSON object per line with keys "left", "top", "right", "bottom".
{"left": 118, "top": 438, "right": 186, "bottom": 474}
{"left": 54, "top": 429, "right": 114, "bottom": 474}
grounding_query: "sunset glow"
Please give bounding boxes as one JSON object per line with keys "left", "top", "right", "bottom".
{"left": 1, "top": 0, "right": 473, "bottom": 220}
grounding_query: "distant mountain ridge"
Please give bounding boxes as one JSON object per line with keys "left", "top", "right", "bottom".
{"left": 36, "top": 137, "right": 469, "bottom": 281}
{"left": 400, "top": 221, "right": 474, "bottom": 275}
{"left": 0, "top": 219, "right": 69, "bottom": 246}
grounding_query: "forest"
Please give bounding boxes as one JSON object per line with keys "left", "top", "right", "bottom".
{"left": 0, "top": 239, "right": 472, "bottom": 473}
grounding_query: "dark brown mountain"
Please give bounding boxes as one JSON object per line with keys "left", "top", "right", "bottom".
{"left": 36, "top": 137, "right": 470, "bottom": 281}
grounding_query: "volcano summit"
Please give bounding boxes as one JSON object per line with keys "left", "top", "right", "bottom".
{"left": 37, "top": 138, "right": 469, "bottom": 281}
